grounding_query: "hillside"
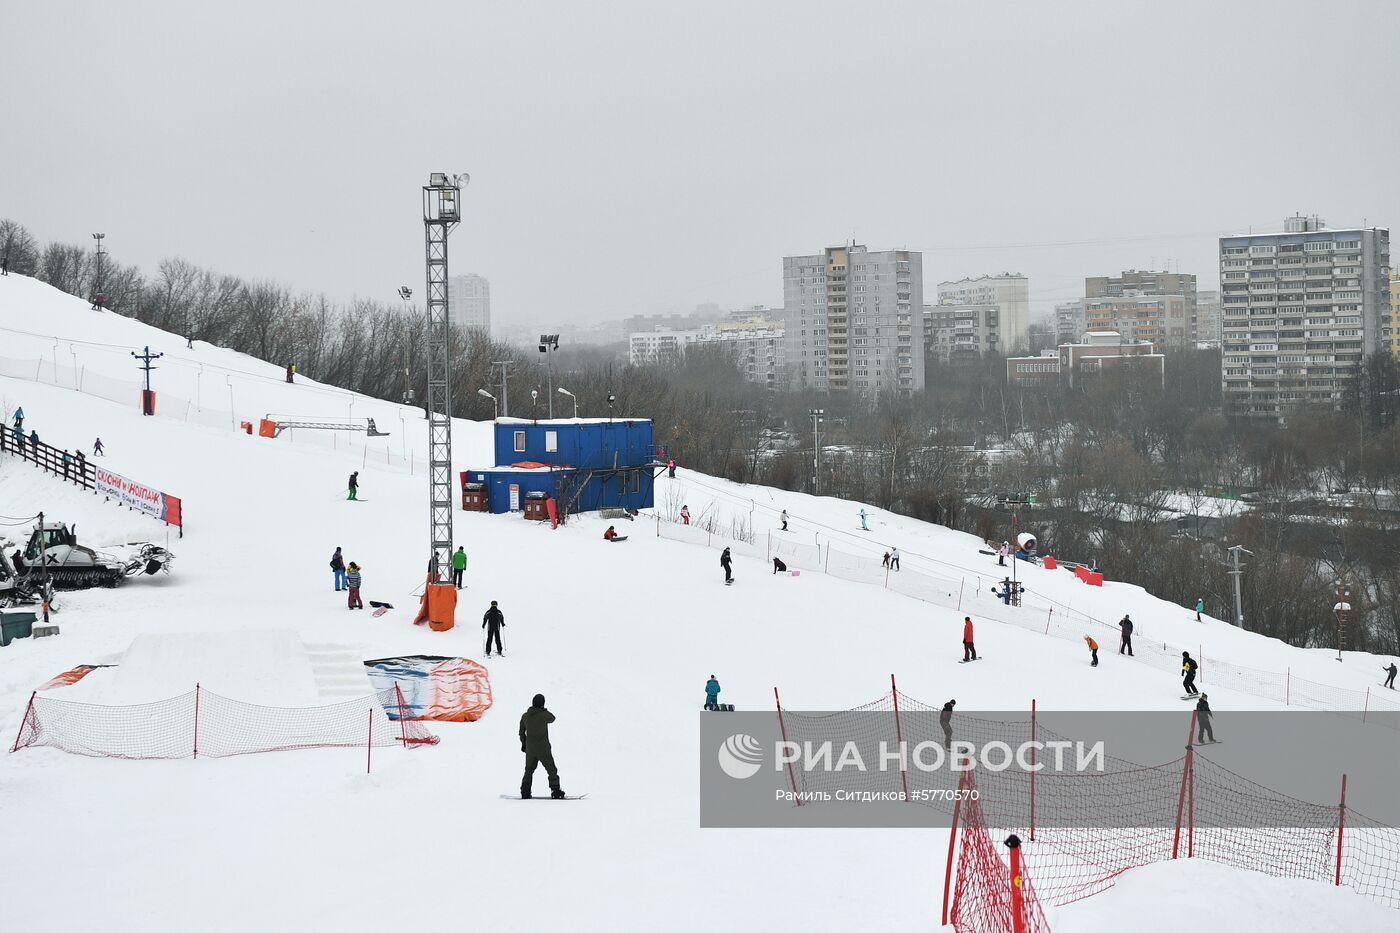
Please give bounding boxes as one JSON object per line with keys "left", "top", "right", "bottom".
{"left": 0, "top": 272, "right": 1394, "bottom": 932}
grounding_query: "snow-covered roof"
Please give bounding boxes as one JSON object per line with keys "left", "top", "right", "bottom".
{"left": 494, "top": 417, "right": 650, "bottom": 426}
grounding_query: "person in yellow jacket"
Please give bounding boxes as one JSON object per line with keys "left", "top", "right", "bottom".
{"left": 1084, "top": 635, "right": 1099, "bottom": 667}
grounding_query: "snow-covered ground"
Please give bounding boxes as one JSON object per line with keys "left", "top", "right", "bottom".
{"left": 0, "top": 273, "right": 1395, "bottom": 931}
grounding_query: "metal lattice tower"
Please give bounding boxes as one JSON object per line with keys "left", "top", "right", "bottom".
{"left": 423, "top": 173, "right": 468, "bottom": 583}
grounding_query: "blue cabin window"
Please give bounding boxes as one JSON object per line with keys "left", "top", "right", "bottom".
{"left": 514, "top": 431, "right": 526, "bottom": 453}
{"left": 545, "top": 430, "right": 558, "bottom": 453}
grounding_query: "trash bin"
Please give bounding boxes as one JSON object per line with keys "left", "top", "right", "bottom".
{"left": 523, "top": 491, "right": 550, "bottom": 521}
{"left": 1, "top": 608, "right": 37, "bottom": 647}
{"left": 462, "top": 482, "right": 488, "bottom": 512}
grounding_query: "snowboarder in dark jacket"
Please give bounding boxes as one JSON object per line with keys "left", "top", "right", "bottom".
{"left": 720, "top": 547, "right": 732, "bottom": 583}
{"left": 1195, "top": 694, "right": 1215, "bottom": 743}
{"left": 1384, "top": 662, "right": 1397, "bottom": 689}
{"left": 483, "top": 600, "right": 505, "bottom": 657}
{"left": 940, "top": 699, "right": 956, "bottom": 747}
{"left": 1181, "top": 652, "right": 1199, "bottom": 695}
{"left": 330, "top": 547, "right": 346, "bottom": 591}
{"left": 347, "top": 471, "right": 359, "bottom": 500}
{"left": 772, "top": 557, "right": 787, "bottom": 574}
{"left": 1119, "top": 615, "right": 1134, "bottom": 655}
{"left": 520, "top": 693, "right": 564, "bottom": 799}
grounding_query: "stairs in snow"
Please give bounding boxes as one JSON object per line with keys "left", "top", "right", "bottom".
{"left": 303, "top": 643, "right": 373, "bottom": 701}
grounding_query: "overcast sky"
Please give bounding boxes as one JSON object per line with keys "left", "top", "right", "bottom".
{"left": 4, "top": 0, "right": 1398, "bottom": 331}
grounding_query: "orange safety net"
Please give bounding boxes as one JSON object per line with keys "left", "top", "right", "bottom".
{"left": 363, "top": 655, "right": 493, "bottom": 722}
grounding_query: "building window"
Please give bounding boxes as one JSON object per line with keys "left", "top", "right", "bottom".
{"left": 514, "top": 431, "right": 526, "bottom": 453}
{"left": 545, "top": 431, "right": 558, "bottom": 453}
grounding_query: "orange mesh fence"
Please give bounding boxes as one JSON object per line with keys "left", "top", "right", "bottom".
{"left": 10, "top": 684, "right": 437, "bottom": 759}
{"left": 952, "top": 771, "right": 1052, "bottom": 933}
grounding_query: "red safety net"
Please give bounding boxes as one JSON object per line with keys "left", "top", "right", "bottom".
{"left": 775, "top": 680, "right": 1400, "bottom": 931}
{"left": 10, "top": 684, "right": 438, "bottom": 759}
{"left": 951, "top": 772, "right": 1051, "bottom": 933}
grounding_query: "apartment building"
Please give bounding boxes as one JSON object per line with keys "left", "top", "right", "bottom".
{"left": 1388, "top": 269, "right": 1399, "bottom": 358}
{"left": 628, "top": 324, "right": 787, "bottom": 386}
{"left": 1220, "top": 215, "right": 1391, "bottom": 418}
{"left": 447, "top": 273, "right": 491, "bottom": 334}
{"left": 1196, "top": 290, "right": 1222, "bottom": 348}
{"left": 922, "top": 303, "right": 1004, "bottom": 362}
{"left": 1086, "top": 269, "right": 1197, "bottom": 340}
{"left": 1006, "top": 331, "right": 1164, "bottom": 389}
{"left": 1081, "top": 294, "right": 1190, "bottom": 347}
{"left": 783, "top": 244, "right": 924, "bottom": 394}
{"left": 935, "top": 273, "right": 1030, "bottom": 353}
{"left": 1054, "top": 300, "right": 1086, "bottom": 346}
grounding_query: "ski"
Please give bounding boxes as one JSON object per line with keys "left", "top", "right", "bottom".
{"left": 500, "top": 794, "right": 587, "bottom": 801}
{"left": 372, "top": 608, "right": 388, "bottom": 618}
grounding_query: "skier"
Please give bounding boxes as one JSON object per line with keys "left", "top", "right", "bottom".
{"left": 780, "top": 509, "right": 788, "bottom": 531}
{"left": 720, "top": 547, "right": 732, "bottom": 584}
{"left": 998, "top": 541, "right": 1008, "bottom": 567}
{"left": 604, "top": 525, "right": 618, "bottom": 541}
{"left": 859, "top": 508, "right": 868, "bottom": 531}
{"left": 519, "top": 693, "right": 565, "bottom": 799}
{"left": 1, "top": 254, "right": 8, "bottom": 275}
{"left": 667, "top": 458, "right": 676, "bottom": 478}
{"left": 1195, "top": 597, "right": 1204, "bottom": 622}
{"left": 1195, "top": 694, "right": 1216, "bottom": 743}
{"left": 962, "top": 617, "right": 977, "bottom": 662}
{"left": 93, "top": 437, "right": 104, "bottom": 456}
{"left": 285, "top": 364, "right": 295, "bottom": 384}
{"left": 772, "top": 557, "right": 787, "bottom": 574}
{"left": 940, "top": 699, "right": 956, "bottom": 748}
{"left": 483, "top": 600, "right": 505, "bottom": 657}
{"left": 452, "top": 546, "right": 467, "bottom": 588}
{"left": 346, "top": 562, "right": 364, "bottom": 610}
{"left": 330, "top": 547, "right": 346, "bottom": 591}
{"left": 681, "top": 504, "right": 690, "bottom": 525}
{"left": 1084, "top": 635, "right": 1099, "bottom": 667}
{"left": 889, "top": 547, "right": 900, "bottom": 571}
{"left": 882, "top": 551, "right": 891, "bottom": 569}
{"left": 705, "top": 675, "right": 721, "bottom": 711}
{"left": 1181, "top": 651, "right": 1199, "bottom": 696}
{"left": 347, "top": 471, "right": 359, "bottom": 501}
{"left": 1119, "top": 615, "right": 1134, "bottom": 655}
{"left": 1383, "top": 662, "right": 1397, "bottom": 689}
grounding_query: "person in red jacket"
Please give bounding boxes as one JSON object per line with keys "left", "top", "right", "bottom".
{"left": 962, "top": 617, "right": 977, "bottom": 661}
{"left": 603, "top": 526, "right": 617, "bottom": 541}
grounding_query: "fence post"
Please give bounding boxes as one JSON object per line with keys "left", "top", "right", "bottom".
{"left": 890, "top": 674, "right": 909, "bottom": 803}
{"left": 940, "top": 769, "right": 966, "bottom": 927}
{"left": 396, "top": 685, "right": 410, "bottom": 746}
{"left": 1335, "top": 773, "right": 1347, "bottom": 886}
{"left": 1363, "top": 688, "right": 1369, "bottom": 723}
{"left": 367, "top": 707, "right": 374, "bottom": 774}
{"left": 1005, "top": 834, "right": 1026, "bottom": 933}
{"left": 956, "top": 577, "right": 963, "bottom": 608}
{"left": 774, "top": 687, "right": 800, "bottom": 807}
{"left": 767, "top": 531, "right": 770, "bottom": 562}
{"left": 1029, "top": 699, "right": 1036, "bottom": 842}
{"left": 1188, "top": 744, "right": 1195, "bottom": 857}
{"left": 1286, "top": 667, "right": 1290, "bottom": 705}
{"left": 1172, "top": 709, "right": 1197, "bottom": 859}
{"left": 193, "top": 683, "right": 201, "bottom": 759}
{"left": 655, "top": 514, "right": 660, "bottom": 537}
{"left": 824, "top": 544, "right": 830, "bottom": 574}
{"left": 10, "top": 691, "right": 36, "bottom": 753}
{"left": 1045, "top": 607, "right": 1053, "bottom": 635}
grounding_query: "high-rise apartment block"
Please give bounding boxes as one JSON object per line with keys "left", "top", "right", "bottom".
{"left": 1219, "top": 215, "right": 1391, "bottom": 418}
{"left": 783, "top": 245, "right": 924, "bottom": 394}
{"left": 447, "top": 273, "right": 491, "bottom": 334}
{"left": 1084, "top": 269, "right": 1196, "bottom": 347}
{"left": 935, "top": 274, "right": 1030, "bottom": 354}
{"left": 1054, "top": 300, "right": 1086, "bottom": 345}
{"left": 1389, "top": 269, "right": 1399, "bottom": 359}
{"left": 1195, "top": 290, "right": 1222, "bottom": 348}
{"left": 1081, "top": 294, "right": 1190, "bottom": 347}
{"left": 922, "top": 304, "right": 1003, "bottom": 362}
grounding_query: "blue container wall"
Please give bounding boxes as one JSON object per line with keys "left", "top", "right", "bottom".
{"left": 467, "top": 470, "right": 563, "bottom": 514}
{"left": 493, "top": 421, "right": 655, "bottom": 470}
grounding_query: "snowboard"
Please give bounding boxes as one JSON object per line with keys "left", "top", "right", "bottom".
{"left": 607, "top": 535, "right": 629, "bottom": 542}
{"left": 1180, "top": 695, "right": 1202, "bottom": 700}
{"left": 1194, "top": 739, "right": 1222, "bottom": 745}
{"left": 500, "top": 794, "right": 588, "bottom": 801}
{"left": 958, "top": 658, "right": 983, "bottom": 664}
{"left": 372, "top": 607, "right": 389, "bottom": 618}
{"left": 725, "top": 579, "right": 734, "bottom": 586}
{"left": 369, "top": 600, "right": 394, "bottom": 608}
{"left": 704, "top": 704, "right": 736, "bottom": 712}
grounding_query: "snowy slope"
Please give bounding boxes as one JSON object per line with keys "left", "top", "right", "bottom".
{"left": 0, "top": 273, "right": 1393, "bottom": 932}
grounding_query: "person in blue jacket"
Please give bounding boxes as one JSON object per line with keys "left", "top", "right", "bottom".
{"left": 705, "top": 675, "right": 721, "bottom": 710}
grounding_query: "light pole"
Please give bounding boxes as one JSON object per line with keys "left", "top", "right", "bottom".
{"left": 91, "top": 233, "right": 105, "bottom": 306}
{"left": 539, "top": 334, "right": 560, "bottom": 418}
{"left": 477, "top": 388, "right": 498, "bottom": 420}
{"left": 810, "top": 408, "right": 825, "bottom": 495}
{"left": 607, "top": 393, "right": 616, "bottom": 423}
{"left": 397, "top": 286, "right": 415, "bottom": 406}
{"left": 1226, "top": 544, "right": 1252, "bottom": 628}
{"left": 531, "top": 388, "right": 539, "bottom": 422}
{"left": 491, "top": 360, "right": 514, "bottom": 418}
{"left": 557, "top": 387, "right": 578, "bottom": 419}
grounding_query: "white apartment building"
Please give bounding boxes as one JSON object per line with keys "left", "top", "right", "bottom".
{"left": 1054, "top": 300, "right": 1086, "bottom": 346}
{"left": 447, "top": 273, "right": 491, "bottom": 334}
{"left": 783, "top": 244, "right": 924, "bottom": 394}
{"left": 1220, "top": 214, "right": 1391, "bottom": 419}
{"left": 1196, "top": 290, "right": 1222, "bottom": 348}
{"left": 936, "top": 274, "right": 1030, "bottom": 354}
{"left": 628, "top": 324, "right": 787, "bottom": 386}
{"left": 923, "top": 303, "right": 1004, "bottom": 361}
{"left": 629, "top": 329, "right": 699, "bottom": 365}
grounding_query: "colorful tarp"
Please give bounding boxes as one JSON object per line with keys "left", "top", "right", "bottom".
{"left": 363, "top": 655, "right": 493, "bottom": 723}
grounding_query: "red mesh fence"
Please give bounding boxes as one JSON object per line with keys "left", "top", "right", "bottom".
{"left": 951, "top": 771, "right": 1052, "bottom": 933}
{"left": 775, "top": 681, "right": 1400, "bottom": 928}
{"left": 10, "top": 684, "right": 437, "bottom": 759}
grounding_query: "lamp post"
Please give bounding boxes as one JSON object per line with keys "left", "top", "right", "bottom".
{"left": 557, "top": 387, "right": 578, "bottom": 419}
{"left": 91, "top": 233, "right": 105, "bottom": 306}
{"left": 477, "top": 388, "right": 498, "bottom": 420}
{"left": 397, "top": 286, "right": 414, "bottom": 406}
{"left": 810, "top": 408, "right": 825, "bottom": 495}
{"left": 531, "top": 388, "right": 539, "bottom": 422}
{"left": 539, "top": 334, "right": 560, "bottom": 418}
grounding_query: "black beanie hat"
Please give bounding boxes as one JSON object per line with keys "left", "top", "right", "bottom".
{"left": 532, "top": 693, "right": 546, "bottom": 708}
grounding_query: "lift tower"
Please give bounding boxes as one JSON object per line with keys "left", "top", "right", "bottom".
{"left": 423, "top": 172, "right": 468, "bottom": 584}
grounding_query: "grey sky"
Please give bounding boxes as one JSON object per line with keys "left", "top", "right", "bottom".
{"left": 3, "top": 0, "right": 1397, "bottom": 331}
